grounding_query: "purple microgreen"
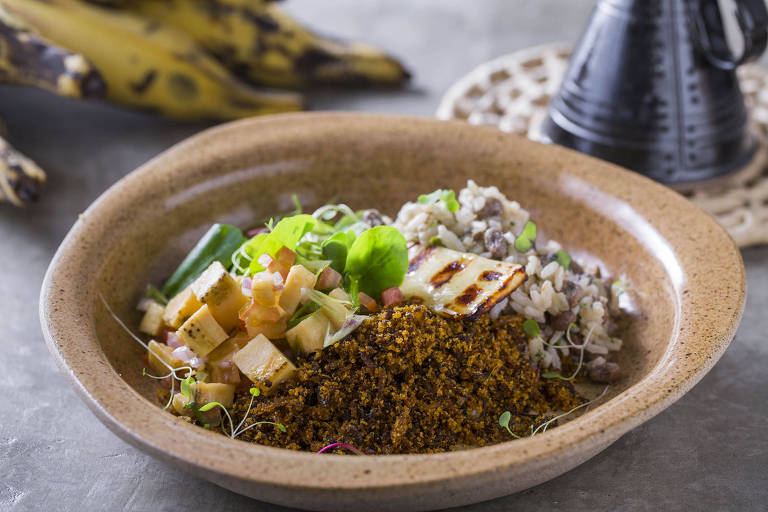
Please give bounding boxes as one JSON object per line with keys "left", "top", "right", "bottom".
{"left": 317, "top": 442, "right": 366, "bottom": 455}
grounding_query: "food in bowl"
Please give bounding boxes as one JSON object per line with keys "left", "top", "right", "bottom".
{"left": 116, "top": 181, "right": 626, "bottom": 454}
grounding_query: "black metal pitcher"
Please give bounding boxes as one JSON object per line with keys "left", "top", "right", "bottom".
{"left": 539, "top": 0, "right": 768, "bottom": 183}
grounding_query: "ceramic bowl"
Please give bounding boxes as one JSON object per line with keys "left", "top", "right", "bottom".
{"left": 40, "top": 113, "right": 745, "bottom": 511}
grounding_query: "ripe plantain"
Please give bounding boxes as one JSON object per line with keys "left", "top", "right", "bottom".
{"left": 0, "top": 20, "right": 105, "bottom": 99}
{"left": 121, "top": 0, "right": 410, "bottom": 89}
{"left": 0, "top": 133, "right": 45, "bottom": 206}
{"left": 0, "top": 0, "right": 304, "bottom": 120}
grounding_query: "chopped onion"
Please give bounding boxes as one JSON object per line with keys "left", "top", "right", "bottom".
{"left": 271, "top": 272, "right": 285, "bottom": 290}
{"left": 164, "top": 331, "right": 182, "bottom": 349}
{"left": 171, "top": 345, "right": 195, "bottom": 363}
{"left": 241, "top": 276, "right": 252, "bottom": 296}
{"left": 323, "top": 314, "right": 367, "bottom": 348}
{"left": 258, "top": 253, "right": 273, "bottom": 268}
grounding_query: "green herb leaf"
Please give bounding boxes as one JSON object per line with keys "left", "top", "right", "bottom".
{"left": 499, "top": 410, "right": 511, "bottom": 429}
{"left": 162, "top": 224, "right": 246, "bottom": 297}
{"left": 180, "top": 376, "right": 195, "bottom": 399}
{"left": 321, "top": 232, "right": 354, "bottom": 273}
{"left": 276, "top": 423, "right": 287, "bottom": 432}
{"left": 428, "top": 236, "right": 445, "bottom": 247}
{"left": 554, "top": 250, "right": 571, "bottom": 270}
{"left": 249, "top": 387, "right": 261, "bottom": 397}
{"left": 514, "top": 221, "right": 537, "bottom": 253}
{"left": 246, "top": 214, "right": 317, "bottom": 274}
{"left": 144, "top": 285, "right": 168, "bottom": 306}
{"left": 344, "top": 226, "right": 408, "bottom": 299}
{"left": 541, "top": 372, "right": 564, "bottom": 379}
{"left": 417, "top": 189, "right": 460, "bottom": 213}
{"left": 523, "top": 318, "right": 540, "bottom": 338}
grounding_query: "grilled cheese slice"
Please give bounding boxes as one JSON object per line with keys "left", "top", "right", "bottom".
{"left": 401, "top": 245, "right": 526, "bottom": 319}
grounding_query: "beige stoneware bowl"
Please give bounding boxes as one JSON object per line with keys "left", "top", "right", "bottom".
{"left": 40, "top": 113, "right": 745, "bottom": 511}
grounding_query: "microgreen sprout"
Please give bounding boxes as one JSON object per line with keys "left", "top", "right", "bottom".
{"left": 514, "top": 221, "right": 537, "bottom": 253}
{"left": 101, "top": 295, "right": 284, "bottom": 435}
{"left": 417, "top": 189, "right": 460, "bottom": 213}
{"left": 530, "top": 385, "right": 610, "bottom": 436}
{"left": 101, "top": 294, "right": 194, "bottom": 410}
{"left": 541, "top": 324, "right": 595, "bottom": 382}
{"left": 291, "top": 193, "right": 303, "bottom": 214}
{"left": 612, "top": 280, "right": 625, "bottom": 297}
{"left": 554, "top": 250, "right": 571, "bottom": 270}
{"left": 317, "top": 442, "right": 366, "bottom": 455}
{"left": 144, "top": 285, "right": 168, "bottom": 306}
{"left": 498, "top": 411, "right": 521, "bottom": 439}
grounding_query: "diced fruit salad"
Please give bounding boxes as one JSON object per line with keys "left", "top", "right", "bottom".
{"left": 136, "top": 203, "right": 409, "bottom": 428}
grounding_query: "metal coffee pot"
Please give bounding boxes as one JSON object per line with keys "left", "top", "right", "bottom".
{"left": 539, "top": 0, "right": 768, "bottom": 183}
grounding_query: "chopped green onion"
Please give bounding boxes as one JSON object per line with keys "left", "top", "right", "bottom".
{"left": 554, "top": 250, "right": 571, "bottom": 270}
{"left": 514, "top": 221, "right": 537, "bottom": 253}
{"left": 523, "top": 318, "right": 540, "bottom": 338}
{"left": 161, "top": 224, "right": 246, "bottom": 297}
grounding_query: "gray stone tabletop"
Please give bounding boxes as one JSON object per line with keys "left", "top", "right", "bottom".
{"left": 1, "top": 1, "right": 766, "bottom": 510}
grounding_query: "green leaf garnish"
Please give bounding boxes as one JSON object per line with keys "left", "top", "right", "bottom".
{"left": 418, "top": 189, "right": 460, "bottom": 213}
{"left": 514, "top": 221, "right": 537, "bottom": 253}
{"left": 541, "top": 372, "right": 563, "bottom": 379}
{"left": 554, "top": 250, "right": 571, "bottom": 270}
{"left": 276, "top": 423, "right": 287, "bottom": 433}
{"left": 198, "top": 401, "right": 223, "bottom": 412}
{"left": 162, "top": 224, "right": 246, "bottom": 297}
{"left": 245, "top": 214, "right": 317, "bottom": 274}
{"left": 249, "top": 387, "right": 261, "bottom": 397}
{"left": 144, "top": 285, "right": 168, "bottom": 306}
{"left": 498, "top": 411, "right": 520, "bottom": 438}
{"left": 523, "top": 318, "right": 540, "bottom": 338}
{"left": 428, "top": 236, "right": 445, "bottom": 247}
{"left": 321, "top": 231, "right": 355, "bottom": 273}
{"left": 344, "top": 226, "right": 408, "bottom": 299}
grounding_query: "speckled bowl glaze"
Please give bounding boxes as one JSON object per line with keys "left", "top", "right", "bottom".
{"left": 40, "top": 113, "right": 745, "bottom": 511}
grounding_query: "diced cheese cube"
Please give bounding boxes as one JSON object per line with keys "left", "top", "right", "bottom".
{"left": 191, "top": 261, "right": 249, "bottom": 331}
{"left": 177, "top": 304, "right": 228, "bottom": 357}
{"left": 163, "top": 286, "right": 203, "bottom": 329}
{"left": 279, "top": 265, "right": 317, "bottom": 316}
{"left": 139, "top": 302, "right": 166, "bottom": 336}
{"left": 147, "top": 340, "right": 184, "bottom": 376}
{"left": 286, "top": 312, "right": 330, "bottom": 355}
{"left": 195, "top": 382, "right": 235, "bottom": 408}
{"left": 233, "top": 334, "right": 296, "bottom": 395}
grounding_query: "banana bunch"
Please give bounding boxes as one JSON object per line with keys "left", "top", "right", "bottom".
{"left": 0, "top": 0, "right": 409, "bottom": 206}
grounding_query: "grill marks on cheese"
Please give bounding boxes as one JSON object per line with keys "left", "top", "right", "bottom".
{"left": 401, "top": 245, "right": 526, "bottom": 319}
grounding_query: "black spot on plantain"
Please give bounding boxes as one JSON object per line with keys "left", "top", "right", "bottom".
{"left": 294, "top": 48, "right": 340, "bottom": 75}
{"left": 167, "top": 73, "right": 198, "bottom": 101}
{"left": 129, "top": 70, "right": 157, "bottom": 95}
{"left": 242, "top": 11, "right": 280, "bottom": 32}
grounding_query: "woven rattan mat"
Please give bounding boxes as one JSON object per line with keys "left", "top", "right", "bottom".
{"left": 437, "top": 42, "right": 768, "bottom": 247}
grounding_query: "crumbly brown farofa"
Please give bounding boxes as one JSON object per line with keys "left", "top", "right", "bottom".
{"left": 230, "top": 304, "right": 584, "bottom": 454}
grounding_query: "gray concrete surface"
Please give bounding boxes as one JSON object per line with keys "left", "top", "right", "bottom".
{"left": 1, "top": 1, "right": 766, "bottom": 510}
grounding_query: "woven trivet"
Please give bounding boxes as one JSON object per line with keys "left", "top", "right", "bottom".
{"left": 436, "top": 42, "right": 768, "bottom": 247}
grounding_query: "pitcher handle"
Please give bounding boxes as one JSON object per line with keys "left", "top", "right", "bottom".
{"left": 691, "top": 0, "right": 768, "bottom": 70}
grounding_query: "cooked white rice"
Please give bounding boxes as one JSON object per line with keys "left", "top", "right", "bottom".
{"left": 392, "top": 180, "right": 624, "bottom": 370}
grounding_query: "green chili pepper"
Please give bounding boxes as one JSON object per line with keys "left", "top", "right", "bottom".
{"left": 161, "top": 223, "right": 246, "bottom": 298}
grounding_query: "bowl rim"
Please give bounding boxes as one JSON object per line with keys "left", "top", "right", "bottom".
{"left": 39, "top": 112, "right": 746, "bottom": 493}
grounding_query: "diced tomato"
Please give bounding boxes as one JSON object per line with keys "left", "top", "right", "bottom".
{"left": 381, "top": 286, "right": 404, "bottom": 306}
{"left": 358, "top": 292, "right": 378, "bottom": 312}
{"left": 316, "top": 266, "right": 342, "bottom": 290}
